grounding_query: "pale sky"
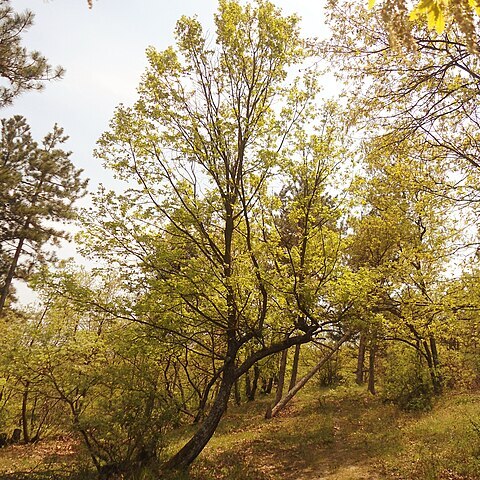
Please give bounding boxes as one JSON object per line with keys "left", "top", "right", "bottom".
{"left": 5, "top": 0, "right": 333, "bottom": 304}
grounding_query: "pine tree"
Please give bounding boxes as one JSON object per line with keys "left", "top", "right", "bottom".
{"left": 0, "top": 115, "right": 87, "bottom": 313}
{"left": 0, "top": 0, "right": 64, "bottom": 108}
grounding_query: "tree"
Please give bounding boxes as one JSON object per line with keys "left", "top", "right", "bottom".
{"left": 0, "top": 116, "right": 87, "bottom": 314}
{"left": 0, "top": 0, "right": 63, "bottom": 108}
{"left": 325, "top": 0, "right": 479, "bottom": 397}
{"left": 324, "top": 0, "right": 480, "bottom": 211}
{"left": 368, "top": 0, "right": 480, "bottom": 51}
{"left": 79, "top": 0, "right": 356, "bottom": 473}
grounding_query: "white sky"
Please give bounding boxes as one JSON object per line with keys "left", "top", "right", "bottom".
{"left": 4, "top": 0, "right": 334, "bottom": 304}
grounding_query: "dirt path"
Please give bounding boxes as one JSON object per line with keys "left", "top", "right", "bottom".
{"left": 192, "top": 391, "right": 401, "bottom": 480}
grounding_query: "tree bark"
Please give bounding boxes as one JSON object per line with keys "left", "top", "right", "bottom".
{"left": 162, "top": 360, "right": 236, "bottom": 471}
{"left": 368, "top": 341, "right": 376, "bottom": 395}
{"left": 288, "top": 344, "right": 301, "bottom": 391}
{"left": 0, "top": 235, "right": 25, "bottom": 314}
{"left": 356, "top": 332, "right": 366, "bottom": 385}
{"left": 268, "top": 332, "right": 352, "bottom": 418}
{"left": 274, "top": 348, "right": 288, "bottom": 406}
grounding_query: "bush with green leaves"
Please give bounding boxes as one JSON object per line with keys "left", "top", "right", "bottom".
{"left": 383, "top": 344, "right": 434, "bottom": 411}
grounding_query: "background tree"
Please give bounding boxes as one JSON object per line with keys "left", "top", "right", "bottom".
{"left": 0, "top": 116, "right": 87, "bottom": 314}
{"left": 324, "top": 0, "right": 480, "bottom": 218}
{"left": 0, "top": 0, "right": 63, "bottom": 108}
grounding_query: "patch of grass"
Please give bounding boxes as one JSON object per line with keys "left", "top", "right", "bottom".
{"left": 0, "top": 436, "right": 94, "bottom": 479}
{"left": 2, "top": 388, "right": 480, "bottom": 480}
{"left": 381, "top": 392, "right": 480, "bottom": 479}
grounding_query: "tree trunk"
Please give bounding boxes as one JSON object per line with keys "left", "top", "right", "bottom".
{"left": 429, "top": 335, "right": 442, "bottom": 393}
{"left": 265, "top": 376, "right": 273, "bottom": 394}
{"left": 234, "top": 378, "right": 241, "bottom": 405}
{"left": 356, "top": 332, "right": 366, "bottom": 385}
{"left": 288, "top": 344, "right": 301, "bottom": 391}
{"left": 0, "top": 236, "right": 25, "bottom": 314}
{"left": 274, "top": 348, "right": 288, "bottom": 406}
{"left": 162, "top": 360, "right": 236, "bottom": 471}
{"left": 368, "top": 341, "right": 376, "bottom": 395}
{"left": 21, "top": 381, "right": 30, "bottom": 443}
{"left": 268, "top": 332, "right": 352, "bottom": 418}
{"left": 245, "top": 369, "right": 252, "bottom": 399}
{"left": 424, "top": 337, "right": 442, "bottom": 395}
{"left": 247, "top": 365, "right": 260, "bottom": 401}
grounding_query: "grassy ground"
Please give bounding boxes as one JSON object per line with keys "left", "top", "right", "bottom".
{"left": 1, "top": 386, "right": 480, "bottom": 479}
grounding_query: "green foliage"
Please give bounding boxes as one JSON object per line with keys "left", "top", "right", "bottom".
{"left": 383, "top": 345, "right": 434, "bottom": 411}
{"left": 0, "top": 116, "right": 87, "bottom": 313}
{"left": 4, "top": 0, "right": 480, "bottom": 476}
{"left": 0, "top": 0, "right": 64, "bottom": 107}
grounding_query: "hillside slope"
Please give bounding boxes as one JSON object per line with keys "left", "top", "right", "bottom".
{"left": 0, "top": 386, "right": 479, "bottom": 479}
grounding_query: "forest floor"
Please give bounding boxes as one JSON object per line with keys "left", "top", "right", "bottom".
{"left": 0, "top": 386, "right": 480, "bottom": 479}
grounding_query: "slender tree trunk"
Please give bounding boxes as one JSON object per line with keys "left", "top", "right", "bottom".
{"left": 368, "top": 341, "right": 376, "bottom": 395}
{"left": 429, "top": 335, "right": 442, "bottom": 393}
{"left": 265, "top": 377, "right": 273, "bottom": 394}
{"left": 267, "top": 332, "right": 352, "bottom": 418}
{"left": 247, "top": 364, "right": 260, "bottom": 401}
{"left": 423, "top": 338, "right": 442, "bottom": 395}
{"left": 274, "top": 348, "right": 288, "bottom": 406}
{"left": 356, "top": 332, "right": 366, "bottom": 385}
{"left": 234, "top": 378, "right": 241, "bottom": 405}
{"left": 245, "top": 369, "right": 252, "bottom": 399}
{"left": 0, "top": 236, "right": 25, "bottom": 314}
{"left": 288, "top": 344, "right": 301, "bottom": 391}
{"left": 21, "top": 381, "right": 30, "bottom": 443}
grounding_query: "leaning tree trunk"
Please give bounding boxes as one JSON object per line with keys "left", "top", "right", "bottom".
{"left": 0, "top": 236, "right": 25, "bottom": 314}
{"left": 162, "top": 359, "right": 236, "bottom": 472}
{"left": 267, "top": 332, "right": 352, "bottom": 418}
{"left": 163, "top": 331, "right": 317, "bottom": 471}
